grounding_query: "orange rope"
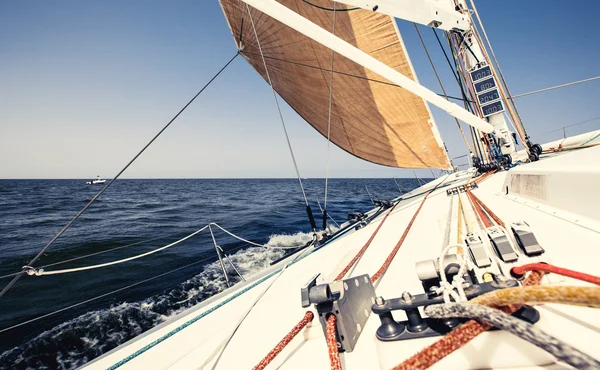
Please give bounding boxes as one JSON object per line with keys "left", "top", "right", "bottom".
{"left": 253, "top": 204, "right": 398, "bottom": 369}
{"left": 335, "top": 204, "right": 397, "bottom": 281}
{"left": 253, "top": 311, "right": 315, "bottom": 370}
{"left": 466, "top": 187, "right": 505, "bottom": 228}
{"left": 465, "top": 187, "right": 492, "bottom": 228}
{"left": 326, "top": 315, "right": 343, "bottom": 370}
{"left": 394, "top": 270, "right": 544, "bottom": 370}
{"left": 371, "top": 191, "right": 433, "bottom": 282}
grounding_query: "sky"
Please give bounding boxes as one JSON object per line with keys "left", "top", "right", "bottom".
{"left": 1, "top": 0, "right": 599, "bottom": 179}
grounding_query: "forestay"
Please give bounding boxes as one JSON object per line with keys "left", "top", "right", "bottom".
{"left": 219, "top": 0, "right": 451, "bottom": 169}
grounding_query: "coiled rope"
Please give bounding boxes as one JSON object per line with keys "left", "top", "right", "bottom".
{"left": 393, "top": 270, "right": 544, "bottom": 370}
{"left": 425, "top": 303, "right": 600, "bottom": 369}
{"left": 472, "top": 285, "right": 600, "bottom": 308}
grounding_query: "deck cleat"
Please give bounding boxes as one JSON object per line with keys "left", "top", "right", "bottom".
{"left": 511, "top": 221, "right": 545, "bottom": 256}
{"left": 372, "top": 278, "right": 539, "bottom": 342}
{"left": 301, "top": 273, "right": 375, "bottom": 352}
{"left": 486, "top": 226, "right": 519, "bottom": 262}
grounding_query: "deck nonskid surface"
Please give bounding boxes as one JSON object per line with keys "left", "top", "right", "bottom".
{"left": 87, "top": 158, "right": 600, "bottom": 369}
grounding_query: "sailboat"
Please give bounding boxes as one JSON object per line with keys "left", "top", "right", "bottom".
{"left": 2, "top": 0, "right": 599, "bottom": 369}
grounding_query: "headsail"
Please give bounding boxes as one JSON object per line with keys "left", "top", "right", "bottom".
{"left": 220, "top": 0, "right": 451, "bottom": 169}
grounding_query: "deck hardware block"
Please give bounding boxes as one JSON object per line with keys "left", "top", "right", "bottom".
{"left": 465, "top": 232, "right": 492, "bottom": 267}
{"left": 487, "top": 226, "right": 518, "bottom": 262}
{"left": 511, "top": 221, "right": 545, "bottom": 256}
{"left": 372, "top": 279, "right": 539, "bottom": 342}
{"left": 301, "top": 274, "right": 375, "bottom": 352}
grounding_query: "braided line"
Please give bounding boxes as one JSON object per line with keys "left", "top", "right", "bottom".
{"left": 393, "top": 270, "right": 544, "bottom": 369}
{"left": 335, "top": 204, "right": 397, "bottom": 281}
{"left": 253, "top": 311, "right": 314, "bottom": 370}
{"left": 326, "top": 315, "right": 342, "bottom": 370}
{"left": 371, "top": 192, "right": 432, "bottom": 282}
{"left": 425, "top": 303, "right": 600, "bottom": 369}
{"left": 512, "top": 263, "right": 600, "bottom": 286}
{"left": 471, "top": 285, "right": 600, "bottom": 308}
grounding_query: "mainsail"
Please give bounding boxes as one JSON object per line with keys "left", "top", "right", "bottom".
{"left": 219, "top": 0, "right": 451, "bottom": 169}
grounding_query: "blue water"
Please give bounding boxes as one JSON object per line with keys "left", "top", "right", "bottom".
{"left": 0, "top": 178, "right": 422, "bottom": 369}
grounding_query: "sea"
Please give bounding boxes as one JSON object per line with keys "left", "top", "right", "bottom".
{"left": 0, "top": 178, "right": 423, "bottom": 369}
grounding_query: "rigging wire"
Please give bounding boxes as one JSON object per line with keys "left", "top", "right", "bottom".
{"left": 238, "top": 51, "right": 469, "bottom": 102}
{"left": 0, "top": 53, "right": 240, "bottom": 300}
{"left": 468, "top": 0, "right": 527, "bottom": 136}
{"left": 512, "top": 76, "right": 600, "bottom": 99}
{"left": 538, "top": 115, "right": 600, "bottom": 136}
{"left": 323, "top": 3, "right": 337, "bottom": 230}
{"left": 244, "top": 4, "right": 316, "bottom": 233}
{"left": 413, "top": 23, "right": 472, "bottom": 154}
{"left": 301, "top": 0, "right": 359, "bottom": 12}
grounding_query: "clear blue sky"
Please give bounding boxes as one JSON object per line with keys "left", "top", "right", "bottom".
{"left": 1, "top": 0, "right": 599, "bottom": 178}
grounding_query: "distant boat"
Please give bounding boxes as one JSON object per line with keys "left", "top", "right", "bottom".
{"left": 86, "top": 176, "right": 106, "bottom": 185}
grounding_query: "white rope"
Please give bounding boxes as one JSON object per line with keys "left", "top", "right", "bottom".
{"left": 211, "top": 223, "right": 265, "bottom": 248}
{"left": 25, "top": 225, "right": 210, "bottom": 276}
{"left": 0, "top": 258, "right": 211, "bottom": 334}
{"left": 434, "top": 243, "right": 469, "bottom": 303}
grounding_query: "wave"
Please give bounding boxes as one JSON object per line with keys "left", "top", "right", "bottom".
{"left": 0, "top": 232, "right": 311, "bottom": 370}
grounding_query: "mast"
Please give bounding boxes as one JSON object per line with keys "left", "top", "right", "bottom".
{"left": 449, "top": 0, "right": 539, "bottom": 165}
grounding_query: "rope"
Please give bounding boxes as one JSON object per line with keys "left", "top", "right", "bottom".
{"left": 434, "top": 243, "right": 469, "bottom": 303}
{"left": 209, "top": 240, "right": 315, "bottom": 369}
{"left": 255, "top": 177, "right": 448, "bottom": 369}
{"left": 252, "top": 311, "right": 315, "bottom": 370}
{"left": 471, "top": 285, "right": 600, "bottom": 308}
{"left": 413, "top": 24, "right": 472, "bottom": 154}
{"left": 22, "top": 225, "right": 210, "bottom": 276}
{"left": 0, "top": 53, "right": 239, "bottom": 299}
{"left": 322, "top": 4, "right": 337, "bottom": 230}
{"left": 326, "top": 315, "right": 343, "bottom": 370}
{"left": 210, "top": 223, "right": 265, "bottom": 248}
{"left": 393, "top": 270, "right": 544, "bottom": 370}
{"left": 512, "top": 263, "right": 600, "bottom": 285}
{"left": 244, "top": 4, "right": 312, "bottom": 218}
{"left": 425, "top": 303, "right": 600, "bottom": 369}
{"left": 335, "top": 204, "right": 396, "bottom": 281}
{"left": 0, "top": 257, "right": 214, "bottom": 334}
{"left": 466, "top": 187, "right": 505, "bottom": 228}
{"left": 0, "top": 232, "right": 185, "bottom": 280}
{"left": 371, "top": 177, "right": 448, "bottom": 282}
{"left": 512, "top": 76, "right": 600, "bottom": 99}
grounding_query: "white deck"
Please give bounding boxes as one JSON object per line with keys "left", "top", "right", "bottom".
{"left": 85, "top": 147, "right": 600, "bottom": 370}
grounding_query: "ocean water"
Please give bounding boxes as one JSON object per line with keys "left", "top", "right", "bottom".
{"left": 0, "top": 178, "right": 423, "bottom": 369}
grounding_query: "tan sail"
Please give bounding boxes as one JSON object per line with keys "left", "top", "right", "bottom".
{"left": 219, "top": 0, "right": 451, "bottom": 169}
